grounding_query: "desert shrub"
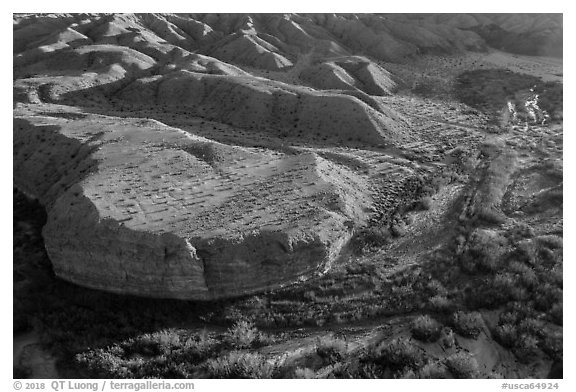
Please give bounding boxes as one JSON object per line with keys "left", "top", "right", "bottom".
{"left": 411, "top": 315, "right": 442, "bottom": 342}
{"left": 75, "top": 348, "right": 132, "bottom": 378}
{"left": 514, "top": 334, "right": 540, "bottom": 364}
{"left": 505, "top": 222, "right": 534, "bottom": 243}
{"left": 75, "top": 328, "right": 222, "bottom": 378}
{"left": 428, "top": 294, "right": 453, "bottom": 313}
{"left": 451, "top": 311, "right": 484, "bottom": 339}
{"left": 294, "top": 367, "right": 316, "bottom": 378}
{"left": 492, "top": 272, "right": 522, "bottom": 300}
{"left": 534, "top": 284, "right": 562, "bottom": 312}
{"left": 460, "top": 245, "right": 499, "bottom": 274}
{"left": 426, "top": 279, "right": 447, "bottom": 296}
{"left": 417, "top": 196, "right": 432, "bottom": 210}
{"left": 390, "top": 221, "right": 408, "bottom": 237}
{"left": 204, "top": 351, "right": 281, "bottom": 379}
{"left": 419, "top": 360, "right": 449, "bottom": 378}
{"left": 460, "top": 228, "right": 509, "bottom": 274}
{"left": 511, "top": 240, "right": 537, "bottom": 265}
{"left": 541, "top": 332, "right": 563, "bottom": 362}
{"left": 493, "top": 323, "right": 518, "bottom": 348}
{"left": 374, "top": 337, "right": 425, "bottom": 371}
{"left": 224, "top": 320, "right": 273, "bottom": 349}
{"left": 334, "top": 360, "right": 381, "bottom": 379}
{"left": 172, "top": 331, "right": 218, "bottom": 363}
{"left": 535, "top": 235, "right": 563, "bottom": 250}
{"left": 315, "top": 336, "right": 348, "bottom": 365}
{"left": 508, "top": 261, "right": 538, "bottom": 288}
{"left": 517, "top": 318, "right": 542, "bottom": 334}
{"left": 351, "top": 227, "right": 391, "bottom": 252}
{"left": 127, "top": 330, "right": 181, "bottom": 357}
{"left": 445, "top": 352, "right": 480, "bottom": 379}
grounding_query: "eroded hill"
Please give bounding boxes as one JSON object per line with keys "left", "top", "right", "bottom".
{"left": 13, "top": 12, "right": 562, "bottom": 380}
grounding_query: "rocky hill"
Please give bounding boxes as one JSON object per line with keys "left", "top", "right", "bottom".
{"left": 13, "top": 13, "right": 561, "bottom": 300}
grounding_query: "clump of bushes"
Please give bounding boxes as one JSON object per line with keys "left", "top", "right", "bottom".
{"left": 351, "top": 226, "right": 391, "bottom": 253}
{"left": 411, "top": 315, "right": 442, "bottom": 342}
{"left": 204, "top": 351, "right": 281, "bottom": 379}
{"left": 417, "top": 196, "right": 433, "bottom": 210}
{"left": 75, "top": 329, "right": 220, "bottom": 378}
{"left": 459, "top": 229, "right": 508, "bottom": 274}
{"left": 451, "top": 311, "right": 484, "bottom": 339}
{"left": 445, "top": 352, "right": 480, "bottom": 378}
{"left": 293, "top": 367, "right": 316, "bottom": 378}
{"left": 428, "top": 294, "right": 453, "bottom": 314}
{"left": 494, "top": 323, "right": 518, "bottom": 348}
{"left": 418, "top": 360, "right": 450, "bottom": 378}
{"left": 224, "top": 320, "right": 274, "bottom": 349}
{"left": 224, "top": 320, "right": 257, "bottom": 349}
{"left": 315, "top": 336, "right": 348, "bottom": 365}
{"left": 373, "top": 337, "right": 426, "bottom": 372}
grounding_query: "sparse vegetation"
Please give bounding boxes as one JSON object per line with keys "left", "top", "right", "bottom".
{"left": 451, "top": 311, "right": 484, "bottom": 339}
{"left": 445, "top": 352, "right": 480, "bottom": 379}
{"left": 315, "top": 336, "right": 348, "bottom": 365}
{"left": 411, "top": 315, "right": 442, "bottom": 342}
{"left": 204, "top": 351, "right": 281, "bottom": 379}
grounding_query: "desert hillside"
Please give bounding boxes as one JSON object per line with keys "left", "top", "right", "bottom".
{"left": 14, "top": 13, "right": 562, "bottom": 380}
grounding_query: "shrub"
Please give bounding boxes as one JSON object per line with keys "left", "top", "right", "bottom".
{"left": 493, "top": 272, "right": 527, "bottom": 301}
{"left": 451, "top": 311, "right": 484, "bottom": 339}
{"left": 428, "top": 295, "right": 453, "bottom": 313}
{"left": 508, "top": 262, "right": 538, "bottom": 288}
{"left": 493, "top": 323, "right": 518, "bottom": 348}
{"left": 541, "top": 332, "right": 563, "bottom": 362}
{"left": 224, "top": 320, "right": 258, "bottom": 349}
{"left": 375, "top": 337, "right": 425, "bottom": 371}
{"left": 390, "top": 221, "right": 408, "bottom": 237}
{"left": 514, "top": 334, "right": 540, "bottom": 364}
{"left": 426, "top": 280, "right": 447, "bottom": 296}
{"left": 417, "top": 196, "right": 433, "bottom": 210}
{"left": 411, "top": 315, "right": 442, "bottom": 342}
{"left": 352, "top": 227, "right": 391, "bottom": 252}
{"left": 294, "top": 367, "right": 316, "bottom": 378}
{"left": 535, "top": 235, "right": 563, "bottom": 250}
{"left": 445, "top": 352, "right": 480, "bottom": 378}
{"left": 505, "top": 222, "right": 534, "bottom": 242}
{"left": 127, "top": 330, "right": 181, "bottom": 357}
{"left": 204, "top": 351, "right": 281, "bottom": 379}
{"left": 534, "top": 284, "right": 562, "bottom": 312}
{"left": 315, "top": 336, "right": 348, "bottom": 365}
{"left": 174, "top": 331, "right": 218, "bottom": 363}
{"left": 419, "top": 361, "right": 449, "bottom": 378}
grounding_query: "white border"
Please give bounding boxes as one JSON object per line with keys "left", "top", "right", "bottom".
{"left": 4, "top": 4, "right": 571, "bottom": 391}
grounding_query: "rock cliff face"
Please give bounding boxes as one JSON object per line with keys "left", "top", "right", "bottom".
{"left": 14, "top": 106, "right": 370, "bottom": 299}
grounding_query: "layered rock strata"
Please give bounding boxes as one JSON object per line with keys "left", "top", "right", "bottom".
{"left": 14, "top": 105, "right": 372, "bottom": 299}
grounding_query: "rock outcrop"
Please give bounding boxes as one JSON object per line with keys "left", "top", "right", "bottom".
{"left": 14, "top": 105, "right": 372, "bottom": 299}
